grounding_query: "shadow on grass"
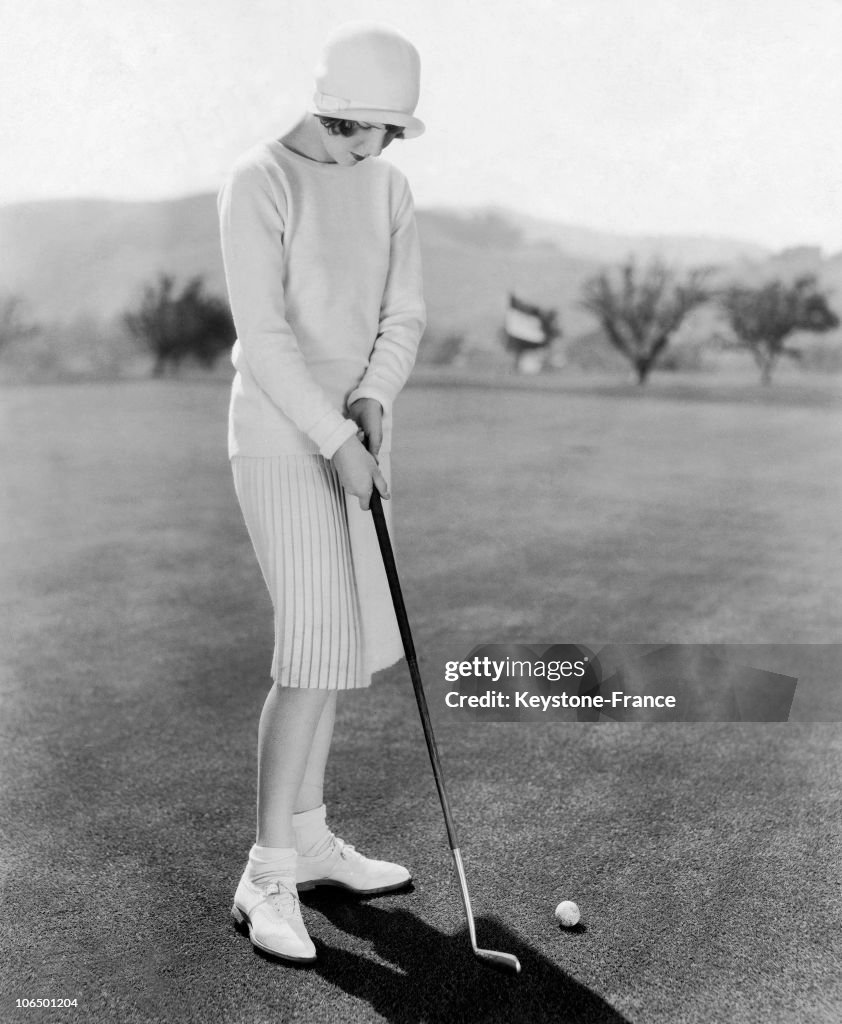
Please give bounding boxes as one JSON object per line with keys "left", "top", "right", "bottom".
{"left": 302, "top": 892, "right": 629, "bottom": 1024}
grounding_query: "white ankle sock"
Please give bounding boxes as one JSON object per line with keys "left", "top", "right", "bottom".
{"left": 247, "top": 844, "right": 297, "bottom": 887}
{"left": 292, "top": 804, "right": 331, "bottom": 856}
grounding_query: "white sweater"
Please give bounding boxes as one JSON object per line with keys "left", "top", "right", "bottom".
{"left": 218, "top": 138, "right": 426, "bottom": 458}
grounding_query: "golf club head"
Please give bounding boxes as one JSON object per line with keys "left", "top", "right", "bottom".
{"left": 475, "top": 946, "right": 522, "bottom": 974}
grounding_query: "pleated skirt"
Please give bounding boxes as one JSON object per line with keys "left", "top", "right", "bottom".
{"left": 231, "top": 454, "right": 404, "bottom": 689}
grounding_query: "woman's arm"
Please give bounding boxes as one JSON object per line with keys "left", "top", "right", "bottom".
{"left": 218, "top": 159, "right": 357, "bottom": 459}
{"left": 346, "top": 176, "right": 426, "bottom": 416}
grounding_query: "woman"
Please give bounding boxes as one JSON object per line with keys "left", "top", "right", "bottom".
{"left": 217, "top": 22, "right": 426, "bottom": 963}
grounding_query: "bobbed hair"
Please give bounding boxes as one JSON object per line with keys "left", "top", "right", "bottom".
{"left": 317, "top": 116, "right": 405, "bottom": 139}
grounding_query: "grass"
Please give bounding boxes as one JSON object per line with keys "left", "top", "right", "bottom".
{"left": 1, "top": 376, "right": 840, "bottom": 1023}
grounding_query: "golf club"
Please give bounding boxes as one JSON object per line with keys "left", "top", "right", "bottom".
{"left": 369, "top": 488, "right": 522, "bottom": 975}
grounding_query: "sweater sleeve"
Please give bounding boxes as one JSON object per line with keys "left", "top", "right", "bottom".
{"left": 218, "top": 161, "right": 357, "bottom": 459}
{"left": 346, "top": 176, "right": 426, "bottom": 413}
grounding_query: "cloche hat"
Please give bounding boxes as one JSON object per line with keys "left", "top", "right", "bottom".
{"left": 309, "top": 23, "right": 425, "bottom": 138}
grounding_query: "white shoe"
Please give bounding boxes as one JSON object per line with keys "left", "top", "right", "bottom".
{"left": 296, "top": 834, "right": 411, "bottom": 895}
{"left": 231, "top": 870, "right": 316, "bottom": 963}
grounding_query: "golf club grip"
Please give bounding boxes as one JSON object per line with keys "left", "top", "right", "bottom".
{"left": 369, "top": 490, "right": 460, "bottom": 852}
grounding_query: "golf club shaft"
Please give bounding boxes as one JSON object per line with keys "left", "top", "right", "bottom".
{"left": 369, "top": 489, "right": 460, "bottom": 853}
{"left": 370, "top": 489, "right": 522, "bottom": 975}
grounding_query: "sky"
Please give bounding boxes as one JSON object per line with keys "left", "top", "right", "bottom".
{"left": 2, "top": 0, "right": 842, "bottom": 252}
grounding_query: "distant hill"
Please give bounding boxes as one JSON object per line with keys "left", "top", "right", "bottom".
{"left": 458, "top": 204, "right": 772, "bottom": 267}
{"left": 0, "top": 195, "right": 227, "bottom": 322}
{"left": 2, "top": 195, "right": 841, "bottom": 361}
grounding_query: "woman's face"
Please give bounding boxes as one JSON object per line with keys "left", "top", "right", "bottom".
{"left": 318, "top": 121, "right": 403, "bottom": 166}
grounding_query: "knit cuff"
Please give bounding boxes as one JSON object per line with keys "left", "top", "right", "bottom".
{"left": 309, "top": 414, "right": 358, "bottom": 459}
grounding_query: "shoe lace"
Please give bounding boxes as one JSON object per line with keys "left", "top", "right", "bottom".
{"left": 334, "top": 836, "right": 364, "bottom": 862}
{"left": 309, "top": 831, "right": 365, "bottom": 862}
{"left": 263, "top": 878, "right": 299, "bottom": 915}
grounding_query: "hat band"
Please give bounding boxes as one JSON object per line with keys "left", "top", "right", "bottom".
{"left": 313, "top": 91, "right": 411, "bottom": 117}
{"left": 313, "top": 92, "right": 353, "bottom": 113}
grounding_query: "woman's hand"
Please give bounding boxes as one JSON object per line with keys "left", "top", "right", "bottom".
{"left": 349, "top": 397, "right": 384, "bottom": 460}
{"left": 332, "top": 434, "right": 389, "bottom": 510}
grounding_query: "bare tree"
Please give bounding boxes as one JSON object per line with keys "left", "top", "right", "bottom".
{"left": 124, "top": 273, "right": 235, "bottom": 377}
{"left": 0, "top": 293, "right": 39, "bottom": 352}
{"left": 718, "top": 275, "right": 839, "bottom": 385}
{"left": 580, "top": 259, "right": 709, "bottom": 384}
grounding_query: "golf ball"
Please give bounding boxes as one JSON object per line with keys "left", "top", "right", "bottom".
{"left": 555, "top": 900, "right": 580, "bottom": 927}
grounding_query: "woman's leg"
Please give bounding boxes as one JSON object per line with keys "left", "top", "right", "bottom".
{"left": 256, "top": 685, "right": 332, "bottom": 848}
{"left": 288, "top": 691, "right": 411, "bottom": 895}
{"left": 234, "top": 685, "right": 324, "bottom": 963}
{"left": 294, "top": 692, "right": 337, "bottom": 814}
